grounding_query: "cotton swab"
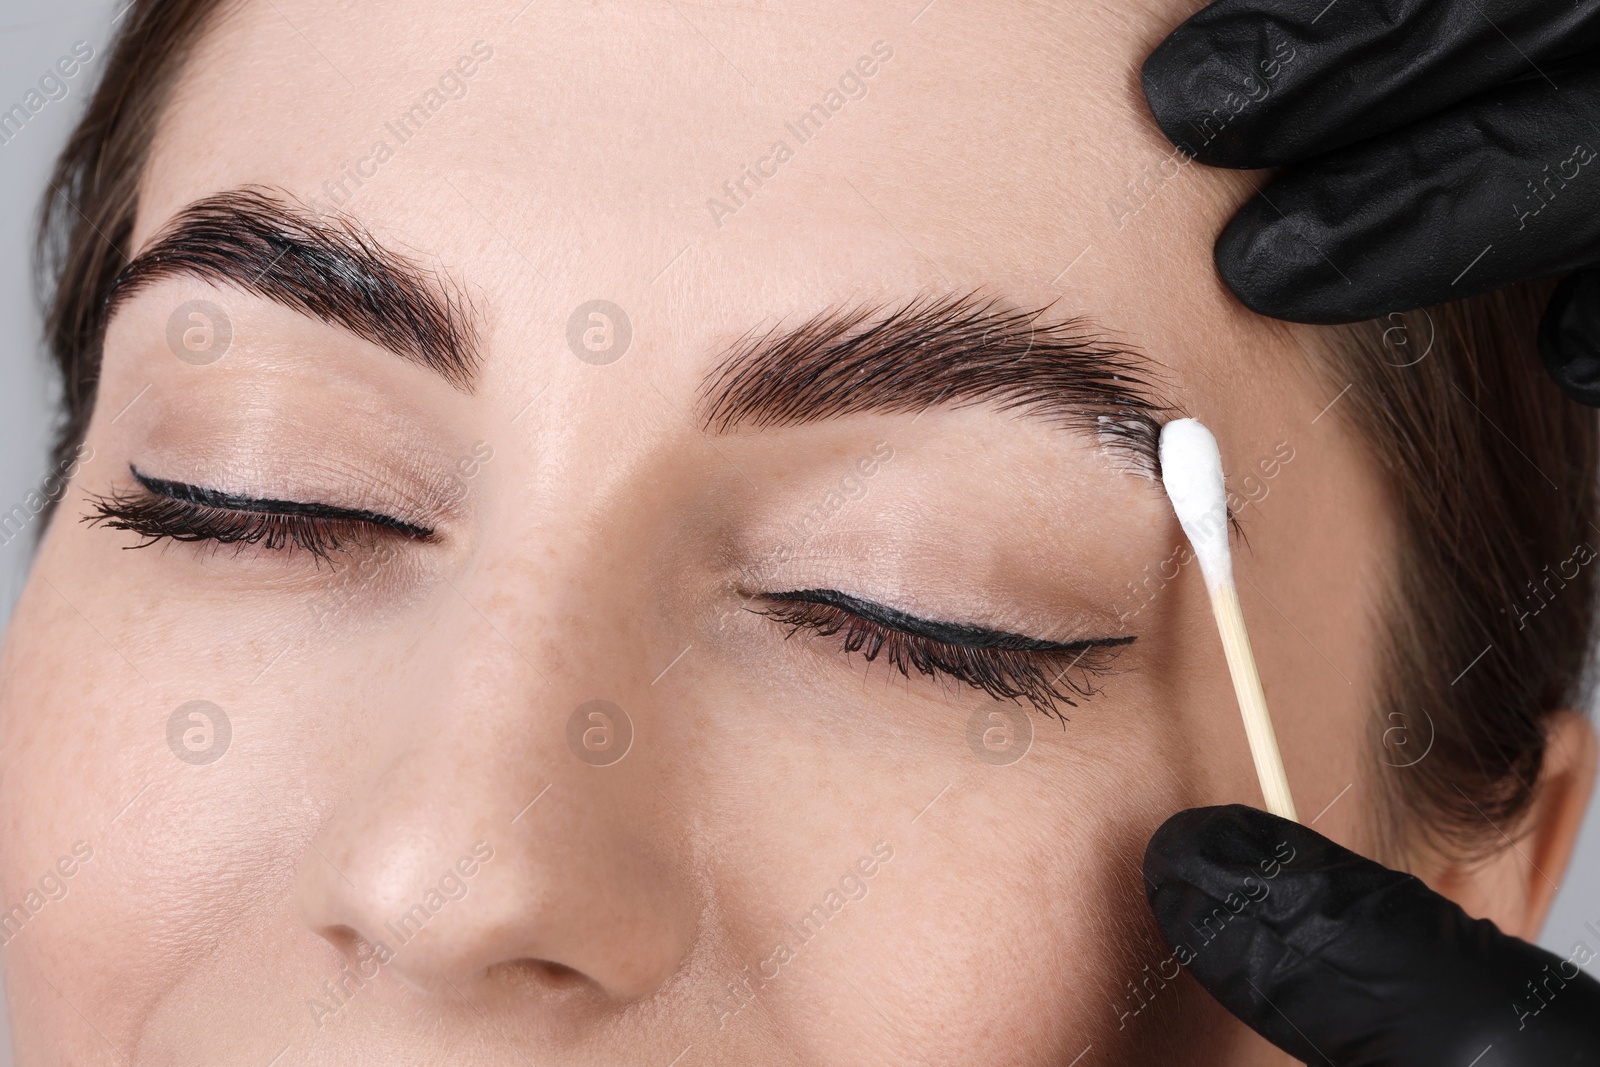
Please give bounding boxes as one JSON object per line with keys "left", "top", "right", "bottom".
{"left": 1159, "top": 418, "right": 1298, "bottom": 822}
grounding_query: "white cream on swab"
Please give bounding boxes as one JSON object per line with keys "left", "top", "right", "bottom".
{"left": 1159, "top": 418, "right": 1299, "bottom": 822}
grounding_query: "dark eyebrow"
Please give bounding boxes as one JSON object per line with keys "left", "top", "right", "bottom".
{"left": 104, "top": 186, "right": 480, "bottom": 390}
{"left": 697, "top": 292, "right": 1177, "bottom": 472}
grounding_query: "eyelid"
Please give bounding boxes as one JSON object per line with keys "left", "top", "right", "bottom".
{"left": 751, "top": 587, "right": 1134, "bottom": 718}
{"left": 759, "top": 587, "right": 1132, "bottom": 652}
{"left": 130, "top": 466, "right": 437, "bottom": 540}
{"left": 83, "top": 465, "right": 436, "bottom": 563}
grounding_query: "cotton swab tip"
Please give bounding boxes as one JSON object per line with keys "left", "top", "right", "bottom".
{"left": 1159, "top": 418, "right": 1232, "bottom": 591}
{"left": 1158, "top": 417, "right": 1299, "bottom": 821}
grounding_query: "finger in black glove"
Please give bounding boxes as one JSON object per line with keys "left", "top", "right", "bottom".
{"left": 1140, "top": 0, "right": 1600, "bottom": 403}
{"left": 1143, "top": 804, "right": 1600, "bottom": 1066}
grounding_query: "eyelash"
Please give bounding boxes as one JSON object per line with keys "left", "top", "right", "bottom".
{"left": 752, "top": 591, "right": 1133, "bottom": 720}
{"left": 83, "top": 471, "right": 433, "bottom": 563}
{"left": 85, "top": 479, "right": 1129, "bottom": 715}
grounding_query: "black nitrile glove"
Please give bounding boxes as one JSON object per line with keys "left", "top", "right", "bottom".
{"left": 1139, "top": 0, "right": 1600, "bottom": 405}
{"left": 1143, "top": 805, "right": 1600, "bottom": 1066}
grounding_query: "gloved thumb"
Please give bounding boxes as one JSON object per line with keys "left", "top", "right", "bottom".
{"left": 1143, "top": 804, "right": 1600, "bottom": 1066}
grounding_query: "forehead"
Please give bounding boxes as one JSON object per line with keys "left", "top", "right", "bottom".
{"left": 139, "top": 0, "right": 1295, "bottom": 403}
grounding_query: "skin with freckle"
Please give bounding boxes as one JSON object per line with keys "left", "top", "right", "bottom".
{"left": 0, "top": 1, "right": 1586, "bottom": 1064}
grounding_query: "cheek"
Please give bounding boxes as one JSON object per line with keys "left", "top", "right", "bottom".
{"left": 0, "top": 530, "right": 313, "bottom": 1054}
{"left": 820, "top": 775, "right": 1250, "bottom": 1063}
{"left": 829, "top": 801, "right": 1148, "bottom": 1060}
{"left": 698, "top": 668, "right": 1244, "bottom": 1064}
{"left": 0, "top": 559, "right": 172, "bottom": 1048}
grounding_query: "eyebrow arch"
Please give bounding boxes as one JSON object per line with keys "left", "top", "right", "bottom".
{"left": 103, "top": 186, "right": 480, "bottom": 390}
{"left": 697, "top": 292, "right": 1177, "bottom": 472}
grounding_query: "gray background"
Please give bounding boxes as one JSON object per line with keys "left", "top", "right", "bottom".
{"left": 1, "top": 0, "right": 1597, "bottom": 1058}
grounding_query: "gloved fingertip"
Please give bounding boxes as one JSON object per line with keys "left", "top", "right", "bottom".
{"left": 1538, "top": 270, "right": 1600, "bottom": 408}
{"left": 1139, "top": 33, "right": 1256, "bottom": 168}
{"left": 1213, "top": 201, "right": 1358, "bottom": 324}
{"left": 1142, "top": 804, "right": 1293, "bottom": 902}
{"left": 1138, "top": 43, "right": 1203, "bottom": 162}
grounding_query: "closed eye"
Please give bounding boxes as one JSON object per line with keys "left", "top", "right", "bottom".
{"left": 751, "top": 588, "right": 1134, "bottom": 720}
{"left": 82, "top": 466, "right": 435, "bottom": 563}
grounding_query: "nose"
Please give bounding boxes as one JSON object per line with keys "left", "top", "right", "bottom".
{"left": 293, "top": 593, "right": 697, "bottom": 1002}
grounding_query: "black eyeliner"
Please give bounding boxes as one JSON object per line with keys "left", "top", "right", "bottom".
{"left": 130, "top": 466, "right": 435, "bottom": 540}
{"left": 760, "top": 588, "right": 1134, "bottom": 652}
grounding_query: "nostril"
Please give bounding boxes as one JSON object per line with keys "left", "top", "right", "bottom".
{"left": 319, "top": 923, "right": 397, "bottom": 972}
{"left": 488, "top": 958, "right": 592, "bottom": 993}
{"left": 319, "top": 924, "right": 363, "bottom": 956}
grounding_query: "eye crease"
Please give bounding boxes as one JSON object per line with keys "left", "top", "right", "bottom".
{"left": 82, "top": 465, "right": 435, "bottom": 560}
{"left": 752, "top": 587, "right": 1135, "bottom": 719}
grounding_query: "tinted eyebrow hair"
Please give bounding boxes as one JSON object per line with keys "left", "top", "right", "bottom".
{"left": 104, "top": 186, "right": 480, "bottom": 390}
{"left": 698, "top": 292, "right": 1176, "bottom": 471}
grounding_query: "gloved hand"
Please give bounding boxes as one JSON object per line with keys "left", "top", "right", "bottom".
{"left": 1139, "top": 0, "right": 1600, "bottom": 405}
{"left": 1143, "top": 805, "right": 1600, "bottom": 1066}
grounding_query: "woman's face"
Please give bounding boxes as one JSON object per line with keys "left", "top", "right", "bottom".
{"left": 0, "top": 1, "right": 1402, "bottom": 1062}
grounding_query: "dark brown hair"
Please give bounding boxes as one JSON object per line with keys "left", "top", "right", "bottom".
{"left": 1330, "top": 290, "right": 1598, "bottom": 862}
{"left": 35, "top": 0, "right": 232, "bottom": 489}
{"left": 34, "top": 1, "right": 1598, "bottom": 861}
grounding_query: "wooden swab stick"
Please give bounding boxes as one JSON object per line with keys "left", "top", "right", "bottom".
{"left": 1159, "top": 419, "right": 1299, "bottom": 822}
